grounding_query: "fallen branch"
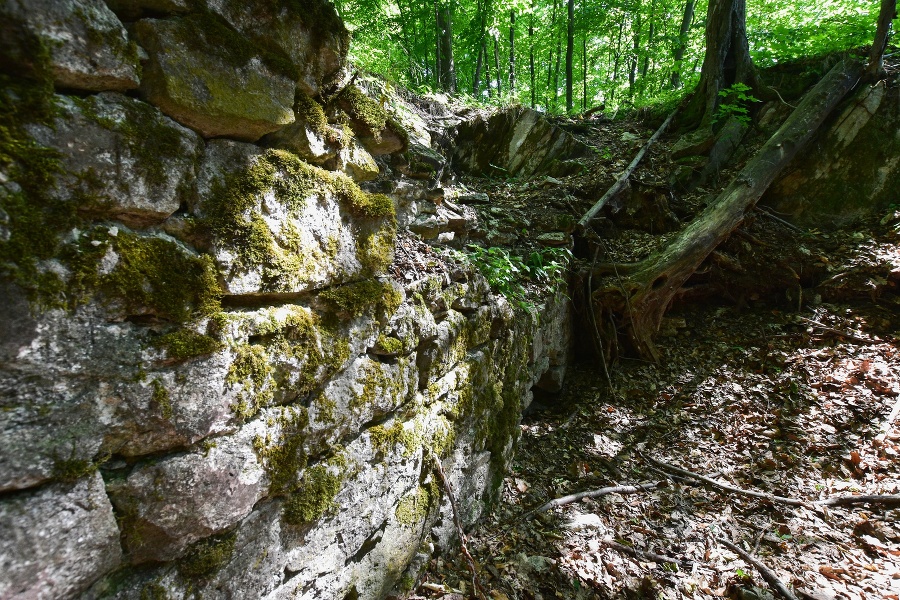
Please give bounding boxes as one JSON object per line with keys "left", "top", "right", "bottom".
{"left": 532, "top": 481, "right": 662, "bottom": 514}
{"left": 799, "top": 317, "right": 883, "bottom": 345}
{"left": 429, "top": 449, "right": 486, "bottom": 599}
{"left": 577, "top": 107, "right": 679, "bottom": 231}
{"left": 716, "top": 537, "right": 800, "bottom": 600}
{"left": 646, "top": 455, "right": 900, "bottom": 509}
{"left": 602, "top": 539, "right": 686, "bottom": 569}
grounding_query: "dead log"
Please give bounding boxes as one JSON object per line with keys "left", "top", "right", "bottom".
{"left": 577, "top": 107, "right": 679, "bottom": 231}
{"left": 717, "top": 537, "right": 800, "bottom": 600}
{"left": 593, "top": 59, "right": 862, "bottom": 360}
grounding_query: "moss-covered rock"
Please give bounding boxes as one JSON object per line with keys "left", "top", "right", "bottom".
{"left": 335, "top": 85, "right": 409, "bottom": 155}
{"left": 0, "top": 0, "right": 140, "bottom": 92}
{"left": 196, "top": 141, "right": 397, "bottom": 295}
{"left": 203, "top": 0, "right": 349, "bottom": 96}
{"left": 134, "top": 14, "right": 295, "bottom": 142}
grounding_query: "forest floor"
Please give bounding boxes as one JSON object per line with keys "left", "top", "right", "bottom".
{"left": 407, "top": 100, "right": 900, "bottom": 599}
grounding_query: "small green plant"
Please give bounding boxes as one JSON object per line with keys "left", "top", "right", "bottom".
{"left": 714, "top": 82, "right": 760, "bottom": 125}
{"left": 455, "top": 245, "right": 572, "bottom": 310}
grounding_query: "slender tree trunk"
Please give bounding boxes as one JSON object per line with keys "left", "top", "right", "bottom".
{"left": 582, "top": 35, "right": 588, "bottom": 110}
{"left": 565, "top": 0, "right": 574, "bottom": 112}
{"left": 474, "top": 42, "right": 484, "bottom": 96}
{"left": 610, "top": 18, "right": 625, "bottom": 101}
{"left": 670, "top": 0, "right": 695, "bottom": 89}
{"left": 547, "top": 0, "right": 559, "bottom": 108}
{"left": 509, "top": 10, "right": 516, "bottom": 92}
{"left": 434, "top": 2, "right": 443, "bottom": 89}
{"left": 629, "top": 7, "right": 642, "bottom": 96}
{"left": 437, "top": 4, "right": 456, "bottom": 92}
{"left": 530, "top": 0, "right": 536, "bottom": 107}
{"left": 553, "top": 32, "right": 562, "bottom": 110}
{"left": 867, "top": 0, "right": 897, "bottom": 79}
{"left": 484, "top": 40, "right": 493, "bottom": 98}
{"left": 682, "top": 0, "right": 762, "bottom": 128}
{"left": 494, "top": 33, "right": 502, "bottom": 97}
{"left": 642, "top": 0, "right": 656, "bottom": 79}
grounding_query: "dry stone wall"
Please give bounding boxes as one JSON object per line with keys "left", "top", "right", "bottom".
{"left": 0, "top": 2, "right": 570, "bottom": 599}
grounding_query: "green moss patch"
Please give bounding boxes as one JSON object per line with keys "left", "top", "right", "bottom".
{"left": 374, "top": 334, "right": 403, "bottom": 354}
{"left": 152, "top": 328, "right": 223, "bottom": 362}
{"left": 336, "top": 85, "right": 388, "bottom": 135}
{"left": 227, "top": 344, "right": 273, "bottom": 420}
{"left": 178, "top": 531, "right": 237, "bottom": 578}
{"left": 253, "top": 405, "right": 309, "bottom": 493}
{"left": 320, "top": 279, "right": 401, "bottom": 319}
{"left": 282, "top": 463, "right": 342, "bottom": 525}
{"left": 150, "top": 378, "right": 172, "bottom": 419}
{"left": 395, "top": 481, "right": 439, "bottom": 526}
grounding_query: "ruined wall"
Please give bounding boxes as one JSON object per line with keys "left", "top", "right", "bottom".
{"left": 0, "top": 2, "right": 570, "bottom": 599}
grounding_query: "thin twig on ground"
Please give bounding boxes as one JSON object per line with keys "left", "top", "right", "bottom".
{"left": 602, "top": 540, "right": 686, "bottom": 569}
{"left": 532, "top": 481, "right": 662, "bottom": 514}
{"left": 799, "top": 317, "right": 883, "bottom": 345}
{"left": 717, "top": 537, "right": 800, "bottom": 600}
{"left": 429, "top": 449, "right": 487, "bottom": 599}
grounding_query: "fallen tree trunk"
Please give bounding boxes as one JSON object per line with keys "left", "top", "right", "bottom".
{"left": 592, "top": 59, "right": 862, "bottom": 360}
{"left": 577, "top": 107, "right": 679, "bottom": 231}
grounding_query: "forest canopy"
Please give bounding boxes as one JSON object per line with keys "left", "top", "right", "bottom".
{"left": 333, "top": 0, "right": 877, "bottom": 112}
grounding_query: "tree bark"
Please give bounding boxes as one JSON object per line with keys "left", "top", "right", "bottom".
{"left": 509, "top": 10, "right": 516, "bottom": 92}
{"left": 530, "top": 0, "right": 536, "bottom": 107}
{"left": 866, "top": 0, "right": 897, "bottom": 79}
{"left": 682, "top": 0, "right": 762, "bottom": 128}
{"left": 670, "top": 0, "right": 695, "bottom": 89}
{"left": 593, "top": 59, "right": 861, "bottom": 361}
{"left": 494, "top": 32, "right": 502, "bottom": 96}
{"left": 566, "top": 0, "right": 574, "bottom": 112}
{"left": 437, "top": 5, "right": 456, "bottom": 92}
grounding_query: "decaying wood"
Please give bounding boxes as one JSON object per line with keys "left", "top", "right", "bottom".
{"left": 592, "top": 58, "right": 862, "bottom": 360}
{"left": 647, "top": 455, "right": 900, "bottom": 508}
{"left": 532, "top": 481, "right": 662, "bottom": 514}
{"left": 602, "top": 540, "right": 686, "bottom": 569}
{"left": 866, "top": 0, "right": 897, "bottom": 79}
{"left": 577, "top": 107, "right": 679, "bottom": 231}
{"left": 799, "top": 317, "right": 883, "bottom": 345}
{"left": 716, "top": 537, "right": 800, "bottom": 600}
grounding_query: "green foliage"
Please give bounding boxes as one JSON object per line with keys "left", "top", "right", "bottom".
{"left": 714, "top": 83, "right": 760, "bottom": 125}
{"left": 456, "top": 245, "right": 571, "bottom": 310}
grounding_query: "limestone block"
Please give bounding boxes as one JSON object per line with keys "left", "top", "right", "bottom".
{"left": 25, "top": 93, "right": 201, "bottom": 227}
{"left": 262, "top": 122, "right": 339, "bottom": 165}
{"left": 332, "top": 137, "right": 380, "bottom": 182}
{"left": 452, "top": 107, "right": 588, "bottom": 178}
{"left": 766, "top": 81, "right": 900, "bottom": 227}
{"left": 0, "top": 301, "right": 235, "bottom": 492}
{"left": 202, "top": 0, "right": 348, "bottom": 96}
{"left": 109, "top": 424, "right": 269, "bottom": 563}
{"left": 0, "top": 0, "right": 140, "bottom": 92}
{"left": 133, "top": 16, "right": 295, "bottom": 142}
{"left": 0, "top": 473, "right": 122, "bottom": 599}
{"left": 336, "top": 85, "right": 408, "bottom": 155}
{"left": 195, "top": 140, "right": 395, "bottom": 295}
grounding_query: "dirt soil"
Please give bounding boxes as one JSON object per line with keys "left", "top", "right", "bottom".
{"left": 403, "top": 94, "right": 900, "bottom": 600}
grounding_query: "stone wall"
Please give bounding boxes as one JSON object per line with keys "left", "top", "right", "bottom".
{"left": 0, "top": 2, "right": 570, "bottom": 599}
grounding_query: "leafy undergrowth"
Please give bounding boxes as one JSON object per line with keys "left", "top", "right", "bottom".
{"left": 412, "top": 212, "right": 900, "bottom": 599}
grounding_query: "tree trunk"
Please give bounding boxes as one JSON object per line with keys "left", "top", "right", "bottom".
{"left": 670, "top": 0, "right": 695, "bottom": 89}
{"left": 642, "top": 0, "right": 656, "bottom": 79}
{"left": 592, "top": 59, "right": 861, "bottom": 361}
{"left": 565, "top": 0, "right": 574, "bottom": 112}
{"left": 509, "top": 10, "right": 516, "bottom": 92}
{"left": 629, "top": 9, "right": 641, "bottom": 96}
{"left": 547, "top": 0, "right": 559, "bottom": 108}
{"left": 494, "top": 33, "right": 502, "bottom": 96}
{"left": 866, "top": 0, "right": 897, "bottom": 79}
{"left": 484, "top": 40, "right": 493, "bottom": 98}
{"left": 582, "top": 35, "right": 588, "bottom": 111}
{"left": 437, "top": 5, "right": 456, "bottom": 92}
{"left": 530, "top": 0, "right": 536, "bottom": 107}
{"left": 682, "top": 0, "right": 762, "bottom": 128}
{"left": 610, "top": 18, "right": 625, "bottom": 102}
{"left": 553, "top": 25, "right": 562, "bottom": 109}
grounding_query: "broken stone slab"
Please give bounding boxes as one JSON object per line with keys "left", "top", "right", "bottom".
{"left": 329, "top": 136, "right": 380, "bottom": 182}
{"left": 195, "top": 140, "right": 394, "bottom": 295}
{"left": 104, "top": 0, "right": 191, "bottom": 20}
{"left": 0, "top": 472, "right": 122, "bottom": 599}
{"left": 201, "top": 0, "right": 348, "bottom": 97}
{"left": 24, "top": 92, "right": 202, "bottom": 227}
{"left": 133, "top": 15, "right": 295, "bottom": 142}
{"left": 451, "top": 107, "right": 589, "bottom": 179}
{"left": 108, "top": 423, "right": 270, "bottom": 563}
{"left": 260, "top": 119, "right": 339, "bottom": 165}
{"left": 0, "top": 0, "right": 140, "bottom": 92}
{"left": 394, "top": 143, "right": 447, "bottom": 181}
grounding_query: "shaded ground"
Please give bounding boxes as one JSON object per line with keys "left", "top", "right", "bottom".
{"left": 404, "top": 83, "right": 900, "bottom": 599}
